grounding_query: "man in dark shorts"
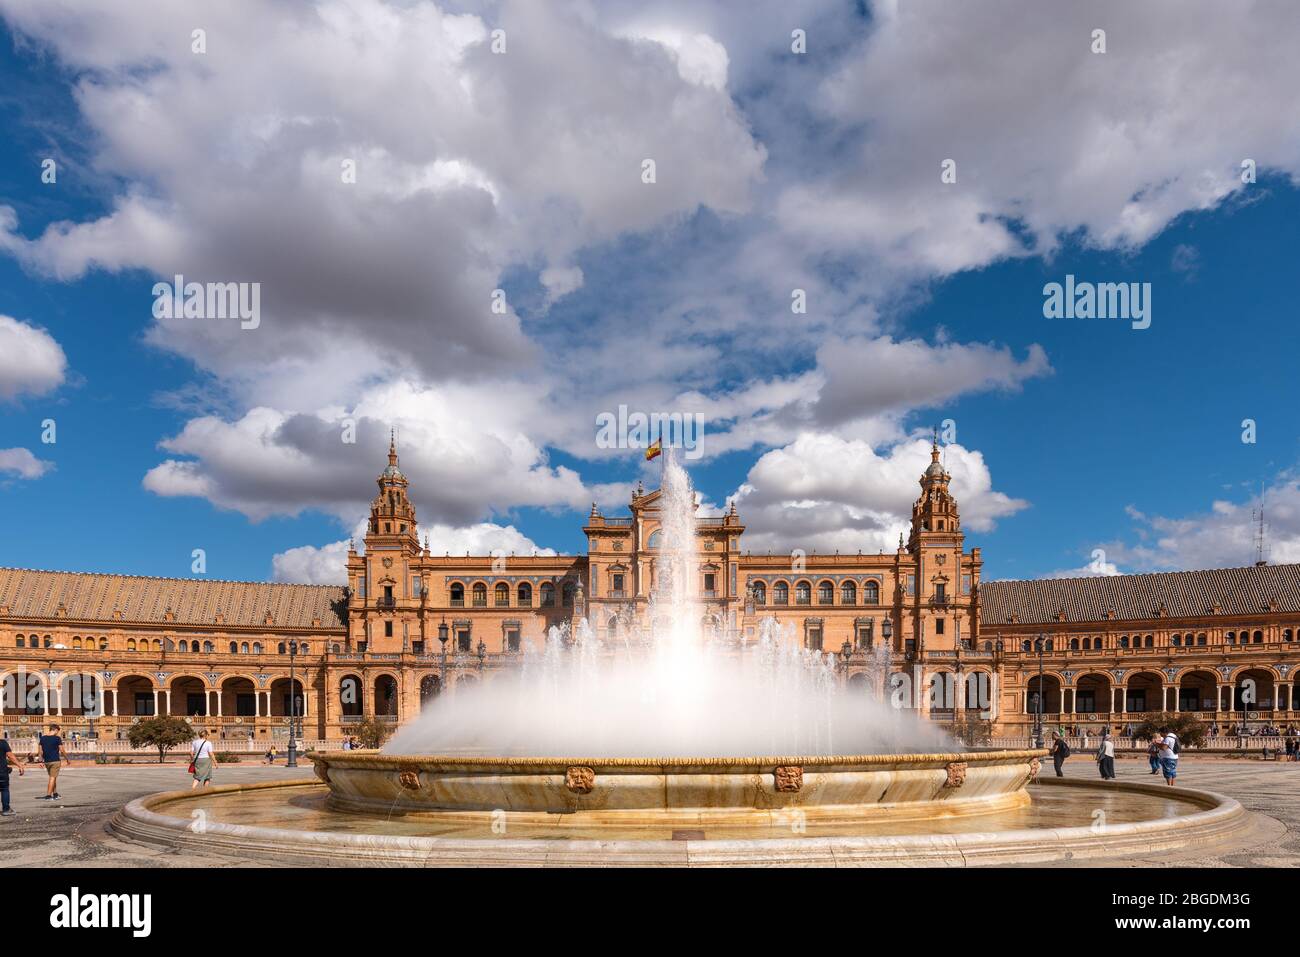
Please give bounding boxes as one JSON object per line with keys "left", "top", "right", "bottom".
{"left": 38, "top": 723, "right": 68, "bottom": 801}
{"left": 0, "top": 735, "right": 26, "bottom": 815}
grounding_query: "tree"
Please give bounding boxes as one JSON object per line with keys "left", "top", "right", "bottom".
{"left": 1133, "top": 712, "right": 1207, "bottom": 748}
{"left": 127, "top": 716, "right": 197, "bottom": 763}
{"left": 353, "top": 717, "right": 393, "bottom": 750}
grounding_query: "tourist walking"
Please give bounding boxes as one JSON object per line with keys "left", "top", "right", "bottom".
{"left": 0, "top": 735, "right": 25, "bottom": 816}
{"left": 37, "top": 723, "right": 68, "bottom": 801}
{"left": 1096, "top": 733, "right": 1116, "bottom": 780}
{"left": 1050, "top": 732, "right": 1070, "bottom": 777}
{"left": 1157, "top": 727, "right": 1179, "bottom": 786}
{"left": 190, "top": 730, "right": 215, "bottom": 790}
{"left": 1147, "top": 736, "right": 1162, "bottom": 774}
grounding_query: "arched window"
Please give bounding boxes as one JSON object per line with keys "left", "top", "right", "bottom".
{"left": 1253, "top": 630, "right": 1263, "bottom": 643}
{"left": 1286, "top": 629, "right": 1294, "bottom": 642}
{"left": 495, "top": 583, "right": 510, "bottom": 607}
{"left": 647, "top": 529, "right": 662, "bottom": 549}
{"left": 817, "top": 581, "right": 834, "bottom": 604}
{"left": 127, "top": 638, "right": 137, "bottom": 652}
{"left": 863, "top": 580, "right": 880, "bottom": 604}
{"left": 541, "top": 582, "right": 556, "bottom": 607}
{"left": 773, "top": 581, "right": 789, "bottom": 605}
{"left": 15, "top": 634, "right": 23, "bottom": 647}
{"left": 1069, "top": 638, "right": 1079, "bottom": 650}
{"left": 1226, "top": 631, "right": 1236, "bottom": 644}
{"left": 752, "top": 581, "right": 766, "bottom": 604}
{"left": 471, "top": 583, "right": 487, "bottom": 607}
{"left": 240, "top": 642, "right": 250, "bottom": 654}
{"left": 841, "top": 581, "right": 857, "bottom": 604}
{"left": 252, "top": 643, "right": 262, "bottom": 655}
{"left": 72, "top": 637, "right": 81, "bottom": 650}
{"left": 189, "top": 640, "right": 198, "bottom": 653}
{"left": 1119, "top": 636, "right": 1129, "bottom": 649}
{"left": 1171, "top": 634, "right": 1181, "bottom": 646}
{"left": 278, "top": 642, "right": 286, "bottom": 654}
{"left": 518, "top": 582, "right": 532, "bottom": 606}
{"left": 450, "top": 583, "right": 465, "bottom": 606}
{"left": 1022, "top": 639, "right": 1032, "bottom": 652}
{"left": 795, "top": 581, "right": 811, "bottom": 605}
{"left": 230, "top": 641, "right": 239, "bottom": 654}
{"left": 179, "top": 640, "right": 189, "bottom": 653}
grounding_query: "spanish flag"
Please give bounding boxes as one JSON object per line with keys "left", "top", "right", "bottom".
{"left": 645, "top": 439, "right": 663, "bottom": 461}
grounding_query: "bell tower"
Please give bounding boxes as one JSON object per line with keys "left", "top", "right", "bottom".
{"left": 366, "top": 431, "right": 419, "bottom": 550}
{"left": 908, "top": 436, "right": 961, "bottom": 552}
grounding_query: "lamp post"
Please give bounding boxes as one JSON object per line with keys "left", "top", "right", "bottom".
{"left": 438, "top": 617, "right": 449, "bottom": 692}
{"left": 1033, "top": 633, "right": 1046, "bottom": 748}
{"left": 286, "top": 639, "right": 299, "bottom": 768}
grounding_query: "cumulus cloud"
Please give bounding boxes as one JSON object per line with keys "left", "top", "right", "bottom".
{"left": 1101, "top": 477, "right": 1300, "bottom": 572}
{"left": 0, "top": 314, "right": 66, "bottom": 400}
{"left": 781, "top": 0, "right": 1300, "bottom": 278}
{"left": 731, "top": 434, "right": 1027, "bottom": 554}
{"left": 0, "top": 447, "right": 53, "bottom": 480}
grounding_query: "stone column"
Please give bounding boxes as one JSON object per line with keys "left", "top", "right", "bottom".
{"left": 204, "top": 689, "right": 211, "bottom": 717}
{"left": 54, "top": 685, "right": 62, "bottom": 716}
{"left": 164, "top": 690, "right": 172, "bottom": 715}
{"left": 1227, "top": 685, "right": 1235, "bottom": 712}
{"left": 254, "top": 692, "right": 262, "bottom": 718}
{"left": 152, "top": 690, "right": 159, "bottom": 716}
{"left": 111, "top": 689, "right": 119, "bottom": 717}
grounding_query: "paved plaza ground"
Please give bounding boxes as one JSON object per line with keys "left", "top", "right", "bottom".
{"left": 1, "top": 755, "right": 1296, "bottom": 867}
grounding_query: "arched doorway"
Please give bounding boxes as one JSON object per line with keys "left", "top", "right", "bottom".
{"left": 169, "top": 676, "right": 208, "bottom": 717}
{"left": 374, "top": 675, "right": 398, "bottom": 717}
{"left": 1074, "top": 673, "right": 1112, "bottom": 716}
{"left": 1125, "top": 672, "right": 1163, "bottom": 715}
{"left": 1178, "top": 670, "right": 1217, "bottom": 713}
{"left": 58, "top": 672, "right": 103, "bottom": 718}
{"left": 1026, "top": 674, "right": 1062, "bottom": 716}
{"left": 116, "top": 675, "right": 157, "bottom": 717}
{"left": 339, "top": 675, "right": 364, "bottom": 717}
{"left": 1235, "top": 668, "right": 1276, "bottom": 713}
{"left": 270, "top": 678, "right": 304, "bottom": 717}
{"left": 220, "top": 677, "right": 257, "bottom": 720}
{"left": 419, "top": 675, "right": 441, "bottom": 709}
{"left": 2, "top": 669, "right": 45, "bottom": 715}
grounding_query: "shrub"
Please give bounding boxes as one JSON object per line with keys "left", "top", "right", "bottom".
{"left": 214, "top": 752, "right": 241, "bottom": 764}
{"left": 353, "top": 717, "right": 393, "bottom": 750}
{"left": 1133, "top": 713, "right": 1207, "bottom": 749}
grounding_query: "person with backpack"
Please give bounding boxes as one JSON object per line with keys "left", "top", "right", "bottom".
{"left": 1050, "top": 731, "right": 1070, "bottom": 777}
{"left": 1147, "top": 736, "right": 1162, "bottom": 774}
{"left": 1157, "top": 727, "right": 1179, "bottom": 785}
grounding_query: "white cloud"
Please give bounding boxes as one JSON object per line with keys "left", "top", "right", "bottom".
{"left": 731, "top": 433, "right": 1027, "bottom": 554}
{"left": 0, "top": 314, "right": 66, "bottom": 400}
{"left": 0, "top": 447, "right": 53, "bottom": 479}
{"left": 539, "top": 265, "right": 584, "bottom": 306}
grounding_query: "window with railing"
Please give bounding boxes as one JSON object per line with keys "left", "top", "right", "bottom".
{"left": 472, "top": 583, "right": 487, "bottom": 607}
{"left": 818, "top": 581, "right": 834, "bottom": 604}
{"left": 495, "top": 583, "right": 510, "bottom": 607}
{"left": 773, "top": 582, "right": 788, "bottom": 605}
{"left": 795, "top": 581, "right": 811, "bottom": 605}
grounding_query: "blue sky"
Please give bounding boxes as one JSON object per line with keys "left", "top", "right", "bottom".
{"left": 1, "top": 1, "right": 1298, "bottom": 585}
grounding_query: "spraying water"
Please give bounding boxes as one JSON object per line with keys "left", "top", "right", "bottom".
{"left": 386, "top": 453, "right": 950, "bottom": 757}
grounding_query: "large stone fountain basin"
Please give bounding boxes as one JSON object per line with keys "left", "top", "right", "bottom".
{"left": 310, "top": 749, "right": 1044, "bottom": 825}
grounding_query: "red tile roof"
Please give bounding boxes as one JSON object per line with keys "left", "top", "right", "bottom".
{"left": 0, "top": 567, "right": 347, "bottom": 630}
{"left": 980, "top": 563, "right": 1300, "bottom": 626}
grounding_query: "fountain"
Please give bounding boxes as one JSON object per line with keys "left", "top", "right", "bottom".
{"left": 110, "top": 454, "right": 1254, "bottom": 865}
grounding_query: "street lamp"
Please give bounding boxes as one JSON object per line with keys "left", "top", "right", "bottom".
{"left": 286, "top": 639, "right": 299, "bottom": 768}
{"left": 1032, "top": 633, "right": 1046, "bottom": 748}
{"left": 438, "top": 617, "right": 449, "bottom": 691}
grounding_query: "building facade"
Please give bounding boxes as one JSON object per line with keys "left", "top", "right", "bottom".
{"left": 3, "top": 438, "right": 1298, "bottom": 742}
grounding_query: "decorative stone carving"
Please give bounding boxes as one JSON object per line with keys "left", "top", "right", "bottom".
{"left": 943, "top": 761, "right": 968, "bottom": 789}
{"left": 398, "top": 770, "right": 420, "bottom": 790}
{"left": 565, "top": 766, "right": 596, "bottom": 794}
{"left": 1028, "top": 758, "right": 1041, "bottom": 781}
{"left": 774, "top": 765, "right": 803, "bottom": 792}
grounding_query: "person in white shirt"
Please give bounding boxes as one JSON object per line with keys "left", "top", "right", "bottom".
{"left": 1157, "top": 727, "right": 1179, "bottom": 786}
{"left": 190, "top": 729, "right": 215, "bottom": 790}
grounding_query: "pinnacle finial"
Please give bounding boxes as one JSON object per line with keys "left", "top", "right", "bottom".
{"left": 387, "top": 428, "right": 399, "bottom": 466}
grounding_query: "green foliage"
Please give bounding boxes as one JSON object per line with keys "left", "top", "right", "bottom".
{"left": 127, "top": 716, "right": 199, "bottom": 763}
{"left": 950, "top": 714, "right": 993, "bottom": 747}
{"left": 1133, "top": 712, "right": 1206, "bottom": 748}
{"left": 353, "top": 717, "right": 393, "bottom": 750}
{"left": 214, "top": 752, "right": 241, "bottom": 763}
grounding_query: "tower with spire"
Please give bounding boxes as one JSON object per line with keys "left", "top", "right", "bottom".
{"left": 345, "top": 432, "right": 427, "bottom": 654}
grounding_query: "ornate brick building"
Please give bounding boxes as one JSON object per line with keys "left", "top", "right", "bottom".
{"left": 2, "top": 438, "right": 1297, "bottom": 742}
